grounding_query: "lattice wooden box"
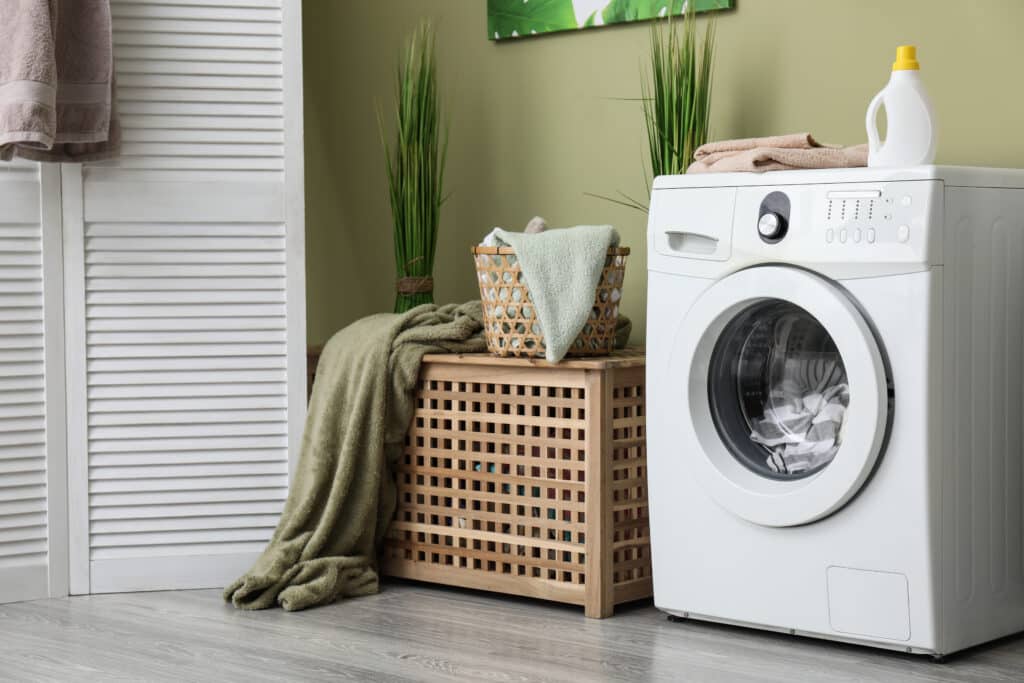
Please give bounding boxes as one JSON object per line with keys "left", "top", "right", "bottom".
{"left": 382, "top": 350, "right": 650, "bottom": 618}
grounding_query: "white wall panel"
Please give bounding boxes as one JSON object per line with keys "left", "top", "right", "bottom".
{"left": 0, "top": 162, "right": 68, "bottom": 604}
{"left": 66, "top": 0, "right": 304, "bottom": 594}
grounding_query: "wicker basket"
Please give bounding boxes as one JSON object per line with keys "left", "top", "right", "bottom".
{"left": 471, "top": 246, "right": 630, "bottom": 358}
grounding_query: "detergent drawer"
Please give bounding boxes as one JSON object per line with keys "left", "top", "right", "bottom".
{"left": 649, "top": 187, "right": 736, "bottom": 262}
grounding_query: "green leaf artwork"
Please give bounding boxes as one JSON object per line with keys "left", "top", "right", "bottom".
{"left": 487, "top": 0, "right": 577, "bottom": 39}
{"left": 487, "top": 0, "right": 731, "bottom": 40}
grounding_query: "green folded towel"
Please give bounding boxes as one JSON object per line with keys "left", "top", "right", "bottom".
{"left": 491, "top": 225, "right": 620, "bottom": 362}
{"left": 224, "top": 302, "right": 486, "bottom": 611}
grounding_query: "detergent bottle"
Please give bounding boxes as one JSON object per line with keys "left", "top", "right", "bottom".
{"left": 865, "top": 45, "right": 937, "bottom": 167}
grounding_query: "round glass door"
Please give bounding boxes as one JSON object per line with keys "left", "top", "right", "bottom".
{"left": 672, "top": 266, "right": 891, "bottom": 527}
{"left": 708, "top": 301, "right": 850, "bottom": 480}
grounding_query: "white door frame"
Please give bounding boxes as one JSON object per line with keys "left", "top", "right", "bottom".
{"left": 60, "top": 163, "right": 89, "bottom": 594}
{"left": 282, "top": 0, "right": 307, "bottom": 477}
{"left": 63, "top": 2, "right": 305, "bottom": 594}
{"left": 0, "top": 162, "right": 68, "bottom": 605}
{"left": 41, "top": 164, "right": 69, "bottom": 598}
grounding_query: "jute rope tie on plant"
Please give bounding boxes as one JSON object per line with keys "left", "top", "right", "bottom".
{"left": 397, "top": 256, "right": 433, "bottom": 294}
{"left": 397, "top": 276, "right": 434, "bottom": 294}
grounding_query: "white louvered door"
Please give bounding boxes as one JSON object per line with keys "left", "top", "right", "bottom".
{"left": 0, "top": 162, "right": 68, "bottom": 605}
{"left": 65, "top": 0, "right": 305, "bottom": 593}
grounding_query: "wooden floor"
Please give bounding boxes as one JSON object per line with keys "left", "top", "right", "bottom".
{"left": 1, "top": 581, "right": 1023, "bottom": 682}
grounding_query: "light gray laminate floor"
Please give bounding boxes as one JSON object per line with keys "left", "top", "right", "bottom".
{"left": 1, "top": 581, "right": 1022, "bottom": 682}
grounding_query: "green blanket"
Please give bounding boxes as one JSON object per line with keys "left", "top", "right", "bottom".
{"left": 223, "top": 302, "right": 486, "bottom": 611}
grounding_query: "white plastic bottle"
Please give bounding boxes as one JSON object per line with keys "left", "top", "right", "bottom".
{"left": 866, "top": 45, "right": 937, "bottom": 167}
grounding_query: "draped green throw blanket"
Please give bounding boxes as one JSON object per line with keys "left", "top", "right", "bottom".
{"left": 224, "top": 302, "right": 486, "bottom": 611}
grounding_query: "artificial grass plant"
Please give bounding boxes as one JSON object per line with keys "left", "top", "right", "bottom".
{"left": 380, "top": 21, "right": 449, "bottom": 313}
{"left": 643, "top": 1, "right": 715, "bottom": 180}
{"left": 593, "top": 2, "right": 716, "bottom": 212}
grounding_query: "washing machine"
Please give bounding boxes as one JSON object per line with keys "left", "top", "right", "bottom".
{"left": 646, "top": 165, "right": 1024, "bottom": 657}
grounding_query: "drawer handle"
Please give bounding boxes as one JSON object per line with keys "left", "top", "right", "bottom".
{"left": 664, "top": 230, "right": 719, "bottom": 255}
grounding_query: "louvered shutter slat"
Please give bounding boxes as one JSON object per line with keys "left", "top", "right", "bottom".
{"left": 66, "top": 0, "right": 303, "bottom": 593}
{"left": 0, "top": 162, "right": 55, "bottom": 604}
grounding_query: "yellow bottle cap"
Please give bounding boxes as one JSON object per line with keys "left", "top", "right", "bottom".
{"left": 893, "top": 45, "right": 920, "bottom": 71}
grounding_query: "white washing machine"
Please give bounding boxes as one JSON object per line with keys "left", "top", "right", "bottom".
{"left": 646, "top": 166, "right": 1024, "bottom": 657}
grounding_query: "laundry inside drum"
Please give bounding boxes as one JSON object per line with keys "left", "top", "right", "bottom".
{"left": 709, "top": 300, "right": 850, "bottom": 480}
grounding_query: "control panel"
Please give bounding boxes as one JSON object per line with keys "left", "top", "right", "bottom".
{"left": 730, "top": 180, "right": 941, "bottom": 268}
{"left": 647, "top": 178, "right": 942, "bottom": 278}
{"left": 821, "top": 188, "right": 919, "bottom": 247}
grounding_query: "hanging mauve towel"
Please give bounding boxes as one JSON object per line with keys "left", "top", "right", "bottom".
{"left": 0, "top": 0, "right": 120, "bottom": 162}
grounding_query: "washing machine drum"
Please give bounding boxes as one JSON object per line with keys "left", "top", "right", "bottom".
{"left": 709, "top": 301, "right": 850, "bottom": 480}
{"left": 675, "top": 266, "right": 891, "bottom": 527}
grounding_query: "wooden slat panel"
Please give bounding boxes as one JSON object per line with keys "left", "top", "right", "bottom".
{"left": 117, "top": 101, "right": 282, "bottom": 117}
{"left": 88, "top": 408, "right": 287, "bottom": 426}
{"left": 72, "top": 0, "right": 296, "bottom": 593}
{"left": 111, "top": 18, "right": 282, "bottom": 36}
{"left": 87, "top": 369, "right": 287, "bottom": 385}
{"left": 90, "top": 461, "right": 287, "bottom": 479}
{"left": 87, "top": 264, "right": 286, "bottom": 278}
{"left": 90, "top": 488, "right": 286, "bottom": 507}
{"left": 100, "top": 2, "right": 286, "bottom": 185}
{"left": 87, "top": 278, "right": 287, "bottom": 292}
{"left": 90, "top": 449, "right": 288, "bottom": 467}
{"left": 112, "top": 0, "right": 279, "bottom": 8}
{"left": 113, "top": 32, "right": 281, "bottom": 50}
{"left": 86, "top": 250, "right": 285, "bottom": 264}
{"left": 89, "top": 474, "right": 287, "bottom": 494}
{"left": 90, "top": 541, "right": 269, "bottom": 561}
{"left": 91, "top": 514, "right": 282, "bottom": 534}
{"left": 0, "top": 191, "right": 49, "bottom": 595}
{"left": 3, "top": 182, "right": 43, "bottom": 224}
{"left": 88, "top": 343, "right": 286, "bottom": 359}
{"left": 89, "top": 434, "right": 287, "bottom": 454}
{"left": 115, "top": 46, "right": 282, "bottom": 64}
{"left": 119, "top": 86, "right": 282, "bottom": 103}
{"left": 89, "top": 500, "right": 284, "bottom": 520}
{"left": 122, "top": 128, "right": 283, "bottom": 144}
{"left": 85, "top": 236, "right": 286, "bottom": 252}
{"left": 87, "top": 316, "right": 285, "bottom": 331}
{"left": 82, "top": 219, "right": 289, "bottom": 565}
{"left": 111, "top": 5, "right": 281, "bottom": 22}
{"left": 87, "top": 329, "right": 285, "bottom": 344}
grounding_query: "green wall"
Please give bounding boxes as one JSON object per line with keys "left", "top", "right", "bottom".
{"left": 303, "top": 0, "right": 1024, "bottom": 345}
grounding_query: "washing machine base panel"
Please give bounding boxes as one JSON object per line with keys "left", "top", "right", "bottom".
{"left": 658, "top": 607, "right": 943, "bottom": 658}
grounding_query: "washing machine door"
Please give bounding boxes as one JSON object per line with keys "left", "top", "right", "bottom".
{"left": 674, "top": 266, "right": 891, "bottom": 527}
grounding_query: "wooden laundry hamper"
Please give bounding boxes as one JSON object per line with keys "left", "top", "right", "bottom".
{"left": 472, "top": 246, "right": 630, "bottom": 358}
{"left": 382, "top": 350, "right": 650, "bottom": 618}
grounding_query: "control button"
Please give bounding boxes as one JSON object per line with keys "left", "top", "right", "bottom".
{"left": 853, "top": 228, "right": 862, "bottom": 243}
{"left": 825, "top": 228, "right": 835, "bottom": 244}
{"left": 758, "top": 212, "right": 785, "bottom": 240}
{"left": 839, "top": 229, "right": 848, "bottom": 243}
{"left": 901, "top": 195, "right": 912, "bottom": 207}
{"left": 898, "top": 224, "right": 910, "bottom": 242}
{"left": 867, "top": 228, "right": 877, "bottom": 243}
{"left": 758, "top": 192, "right": 791, "bottom": 243}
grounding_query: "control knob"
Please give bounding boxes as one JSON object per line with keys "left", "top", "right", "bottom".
{"left": 758, "top": 212, "right": 786, "bottom": 240}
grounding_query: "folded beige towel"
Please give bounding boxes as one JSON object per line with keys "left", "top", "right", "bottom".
{"left": 688, "top": 133, "right": 867, "bottom": 174}
{"left": 0, "top": 0, "right": 120, "bottom": 162}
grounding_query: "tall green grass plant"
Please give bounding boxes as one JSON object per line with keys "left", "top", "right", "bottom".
{"left": 593, "top": 3, "right": 716, "bottom": 212}
{"left": 380, "top": 22, "right": 448, "bottom": 312}
{"left": 643, "top": 2, "right": 715, "bottom": 181}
